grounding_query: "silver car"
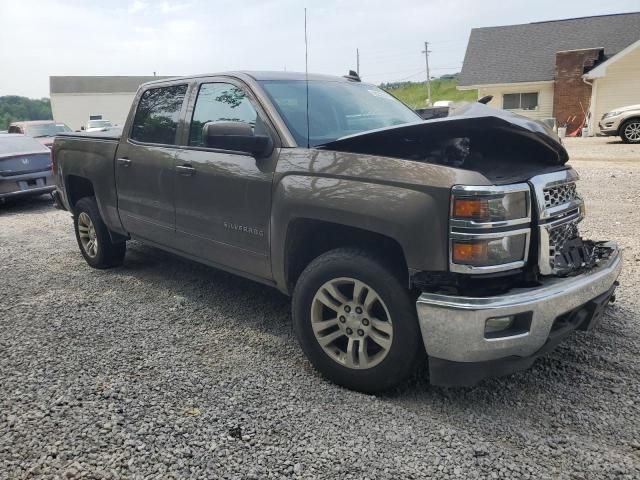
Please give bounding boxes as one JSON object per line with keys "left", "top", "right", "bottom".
{"left": 598, "top": 104, "right": 640, "bottom": 143}
{"left": 0, "top": 134, "right": 55, "bottom": 200}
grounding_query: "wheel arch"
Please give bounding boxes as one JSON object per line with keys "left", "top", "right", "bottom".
{"left": 65, "top": 174, "right": 95, "bottom": 211}
{"left": 619, "top": 116, "right": 640, "bottom": 136}
{"left": 282, "top": 218, "right": 409, "bottom": 294}
{"left": 270, "top": 175, "right": 449, "bottom": 294}
{"left": 65, "top": 175, "right": 128, "bottom": 243}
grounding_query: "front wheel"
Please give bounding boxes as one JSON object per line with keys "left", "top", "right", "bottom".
{"left": 73, "top": 196, "right": 126, "bottom": 269}
{"left": 292, "top": 248, "right": 424, "bottom": 393}
{"left": 620, "top": 119, "right": 640, "bottom": 144}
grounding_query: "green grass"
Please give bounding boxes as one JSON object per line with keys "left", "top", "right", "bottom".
{"left": 383, "top": 79, "right": 477, "bottom": 108}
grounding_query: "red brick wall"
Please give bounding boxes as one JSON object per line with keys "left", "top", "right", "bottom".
{"left": 553, "top": 48, "right": 602, "bottom": 133}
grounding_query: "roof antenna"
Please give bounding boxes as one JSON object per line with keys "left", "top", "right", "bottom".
{"left": 304, "top": 7, "right": 310, "bottom": 149}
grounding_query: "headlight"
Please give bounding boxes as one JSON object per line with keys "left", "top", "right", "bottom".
{"left": 602, "top": 111, "right": 622, "bottom": 119}
{"left": 451, "top": 191, "right": 528, "bottom": 223}
{"left": 449, "top": 184, "right": 531, "bottom": 274}
{"left": 451, "top": 230, "right": 529, "bottom": 266}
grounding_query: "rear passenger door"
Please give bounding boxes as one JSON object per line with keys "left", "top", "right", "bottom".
{"left": 115, "top": 84, "right": 188, "bottom": 246}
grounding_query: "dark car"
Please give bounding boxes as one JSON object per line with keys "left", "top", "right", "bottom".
{"left": 8, "top": 121, "right": 72, "bottom": 149}
{"left": 0, "top": 134, "right": 55, "bottom": 200}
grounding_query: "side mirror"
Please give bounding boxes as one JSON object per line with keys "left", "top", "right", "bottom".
{"left": 203, "top": 121, "right": 273, "bottom": 157}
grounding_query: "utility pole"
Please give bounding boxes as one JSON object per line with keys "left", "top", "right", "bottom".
{"left": 356, "top": 48, "right": 360, "bottom": 76}
{"left": 422, "top": 41, "right": 432, "bottom": 106}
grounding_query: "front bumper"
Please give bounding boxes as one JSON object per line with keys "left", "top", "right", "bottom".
{"left": 416, "top": 243, "right": 622, "bottom": 386}
{"left": 598, "top": 119, "right": 620, "bottom": 136}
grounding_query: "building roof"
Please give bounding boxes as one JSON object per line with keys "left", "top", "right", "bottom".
{"left": 50, "top": 76, "right": 172, "bottom": 94}
{"left": 459, "top": 12, "right": 640, "bottom": 86}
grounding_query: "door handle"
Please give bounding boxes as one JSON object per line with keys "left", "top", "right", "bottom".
{"left": 117, "top": 158, "right": 132, "bottom": 167}
{"left": 176, "top": 165, "right": 196, "bottom": 176}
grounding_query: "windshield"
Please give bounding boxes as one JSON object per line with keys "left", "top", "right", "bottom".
{"left": 25, "top": 123, "right": 71, "bottom": 137}
{"left": 259, "top": 80, "right": 421, "bottom": 146}
{"left": 87, "top": 120, "right": 112, "bottom": 129}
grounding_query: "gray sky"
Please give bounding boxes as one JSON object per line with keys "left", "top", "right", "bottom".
{"left": 1, "top": 0, "right": 638, "bottom": 98}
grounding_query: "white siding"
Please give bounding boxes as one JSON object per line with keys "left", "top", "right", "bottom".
{"left": 592, "top": 46, "right": 640, "bottom": 132}
{"left": 50, "top": 93, "right": 136, "bottom": 131}
{"left": 474, "top": 82, "right": 555, "bottom": 121}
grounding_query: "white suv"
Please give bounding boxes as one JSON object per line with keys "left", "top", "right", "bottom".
{"left": 598, "top": 104, "right": 640, "bottom": 144}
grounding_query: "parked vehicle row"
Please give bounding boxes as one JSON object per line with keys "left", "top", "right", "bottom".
{"left": 51, "top": 71, "right": 621, "bottom": 392}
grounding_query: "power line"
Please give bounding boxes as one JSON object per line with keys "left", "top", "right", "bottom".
{"left": 365, "top": 66, "right": 431, "bottom": 77}
{"left": 366, "top": 63, "right": 462, "bottom": 82}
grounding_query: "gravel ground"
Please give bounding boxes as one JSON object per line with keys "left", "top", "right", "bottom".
{"left": 1, "top": 139, "right": 639, "bottom": 479}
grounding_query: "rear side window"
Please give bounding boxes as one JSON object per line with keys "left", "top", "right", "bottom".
{"left": 189, "top": 83, "right": 258, "bottom": 147}
{"left": 131, "top": 84, "right": 188, "bottom": 144}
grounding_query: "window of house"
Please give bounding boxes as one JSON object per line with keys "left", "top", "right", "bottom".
{"left": 131, "top": 84, "right": 188, "bottom": 145}
{"left": 189, "top": 83, "right": 258, "bottom": 147}
{"left": 503, "top": 92, "right": 538, "bottom": 111}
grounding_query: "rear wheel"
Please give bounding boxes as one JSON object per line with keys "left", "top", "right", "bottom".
{"left": 73, "top": 196, "right": 126, "bottom": 268}
{"left": 620, "top": 119, "right": 640, "bottom": 144}
{"left": 292, "top": 248, "right": 424, "bottom": 393}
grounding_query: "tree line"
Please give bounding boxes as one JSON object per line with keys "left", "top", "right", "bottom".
{"left": 0, "top": 96, "right": 53, "bottom": 130}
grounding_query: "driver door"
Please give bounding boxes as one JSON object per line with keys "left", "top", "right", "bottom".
{"left": 173, "top": 81, "right": 277, "bottom": 280}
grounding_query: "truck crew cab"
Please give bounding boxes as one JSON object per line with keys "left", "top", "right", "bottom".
{"left": 52, "top": 72, "right": 621, "bottom": 392}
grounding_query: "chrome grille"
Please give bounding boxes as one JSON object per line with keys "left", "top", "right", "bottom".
{"left": 530, "top": 170, "right": 584, "bottom": 275}
{"left": 548, "top": 220, "right": 579, "bottom": 267}
{"left": 543, "top": 182, "right": 578, "bottom": 209}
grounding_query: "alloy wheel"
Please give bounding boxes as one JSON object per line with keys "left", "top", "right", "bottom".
{"left": 78, "top": 212, "right": 98, "bottom": 258}
{"left": 624, "top": 122, "right": 640, "bottom": 142}
{"left": 310, "top": 277, "right": 393, "bottom": 369}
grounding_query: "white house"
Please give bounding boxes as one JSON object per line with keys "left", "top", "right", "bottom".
{"left": 457, "top": 12, "right": 640, "bottom": 135}
{"left": 583, "top": 39, "right": 640, "bottom": 133}
{"left": 49, "top": 76, "right": 170, "bottom": 131}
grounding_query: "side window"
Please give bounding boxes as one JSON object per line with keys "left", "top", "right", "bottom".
{"left": 189, "top": 83, "right": 258, "bottom": 147}
{"left": 503, "top": 92, "right": 539, "bottom": 111}
{"left": 131, "top": 84, "right": 188, "bottom": 145}
{"left": 8, "top": 126, "right": 20, "bottom": 133}
{"left": 503, "top": 94, "right": 520, "bottom": 110}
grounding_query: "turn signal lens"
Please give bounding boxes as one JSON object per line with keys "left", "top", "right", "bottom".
{"left": 453, "top": 198, "right": 488, "bottom": 219}
{"left": 452, "top": 241, "right": 488, "bottom": 264}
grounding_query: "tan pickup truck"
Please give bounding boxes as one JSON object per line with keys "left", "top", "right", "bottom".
{"left": 52, "top": 71, "right": 621, "bottom": 392}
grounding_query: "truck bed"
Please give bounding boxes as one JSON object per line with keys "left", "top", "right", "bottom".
{"left": 54, "top": 132, "right": 123, "bottom": 232}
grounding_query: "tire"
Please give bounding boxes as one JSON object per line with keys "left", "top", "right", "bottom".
{"left": 620, "top": 119, "right": 640, "bottom": 144}
{"left": 292, "top": 248, "right": 424, "bottom": 393}
{"left": 73, "top": 196, "right": 126, "bottom": 269}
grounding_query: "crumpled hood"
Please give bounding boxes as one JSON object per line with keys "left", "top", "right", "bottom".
{"left": 318, "top": 103, "right": 569, "bottom": 180}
